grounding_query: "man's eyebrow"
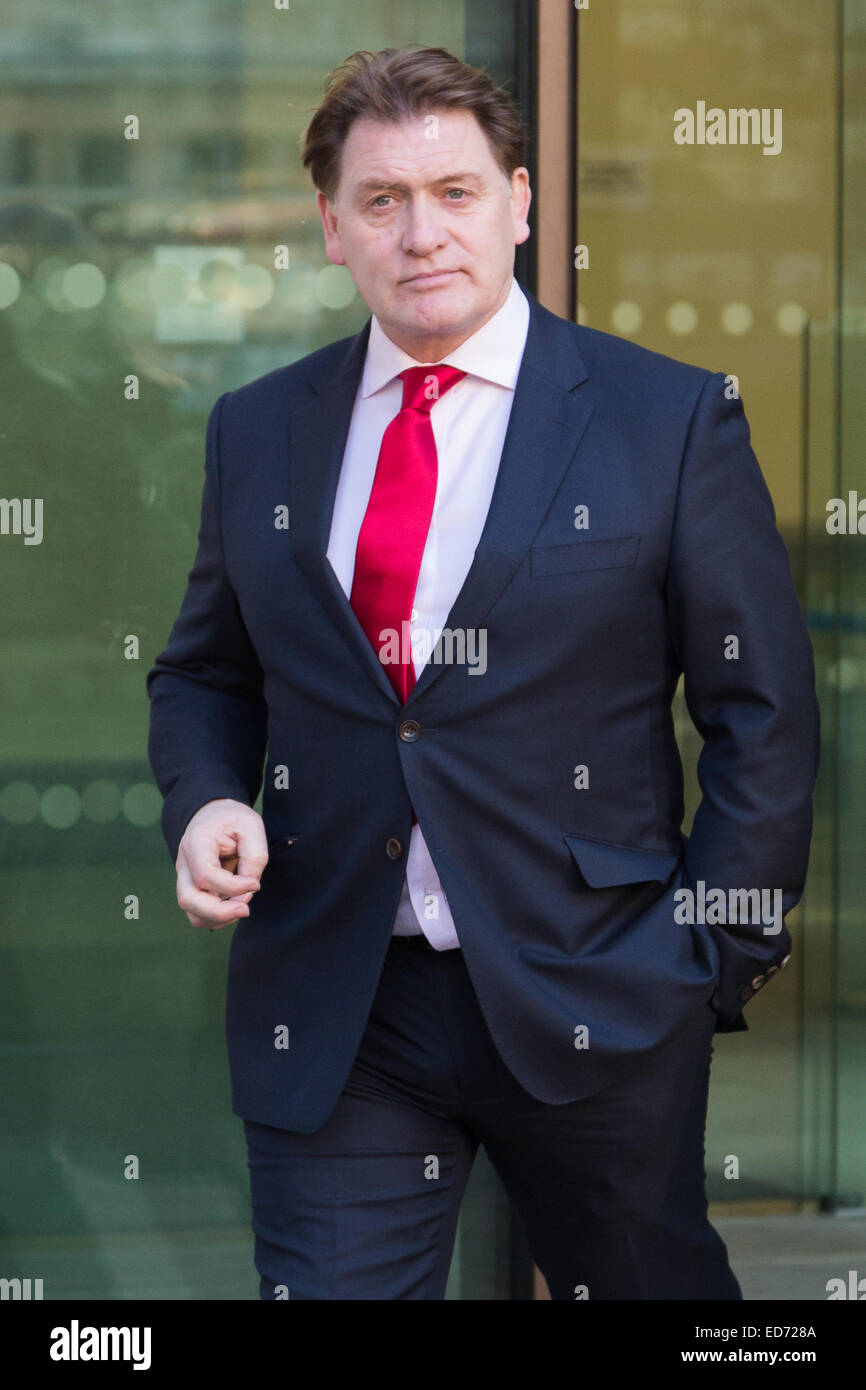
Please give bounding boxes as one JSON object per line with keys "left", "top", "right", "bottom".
{"left": 354, "top": 171, "right": 485, "bottom": 194}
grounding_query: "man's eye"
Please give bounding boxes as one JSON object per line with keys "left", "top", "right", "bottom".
{"left": 445, "top": 188, "right": 467, "bottom": 200}
{"left": 372, "top": 195, "right": 393, "bottom": 208}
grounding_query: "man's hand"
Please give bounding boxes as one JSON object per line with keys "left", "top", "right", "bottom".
{"left": 175, "top": 798, "right": 268, "bottom": 930}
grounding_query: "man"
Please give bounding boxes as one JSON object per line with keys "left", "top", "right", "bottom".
{"left": 146, "top": 46, "right": 820, "bottom": 1300}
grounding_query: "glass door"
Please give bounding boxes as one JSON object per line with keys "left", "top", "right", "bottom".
{"left": 0, "top": 0, "right": 530, "bottom": 1300}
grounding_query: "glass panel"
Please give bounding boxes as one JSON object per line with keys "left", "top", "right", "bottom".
{"left": 836, "top": 0, "right": 866, "bottom": 1206}
{"left": 0, "top": 1, "right": 524, "bottom": 1299}
{"left": 800, "top": 0, "right": 866, "bottom": 1216}
{"left": 576, "top": 0, "right": 855, "bottom": 1219}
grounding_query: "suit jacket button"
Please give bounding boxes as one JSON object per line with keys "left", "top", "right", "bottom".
{"left": 399, "top": 720, "right": 421, "bottom": 742}
{"left": 386, "top": 837, "right": 403, "bottom": 860}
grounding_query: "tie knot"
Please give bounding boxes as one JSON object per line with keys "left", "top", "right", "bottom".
{"left": 399, "top": 364, "right": 466, "bottom": 414}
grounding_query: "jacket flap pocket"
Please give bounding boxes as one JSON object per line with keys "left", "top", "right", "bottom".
{"left": 267, "top": 834, "right": 298, "bottom": 859}
{"left": 530, "top": 535, "right": 640, "bottom": 577}
{"left": 563, "top": 832, "right": 680, "bottom": 887}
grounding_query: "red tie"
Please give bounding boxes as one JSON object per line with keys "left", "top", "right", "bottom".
{"left": 350, "top": 363, "right": 466, "bottom": 703}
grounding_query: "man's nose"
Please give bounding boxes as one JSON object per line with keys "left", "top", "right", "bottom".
{"left": 401, "top": 197, "right": 446, "bottom": 256}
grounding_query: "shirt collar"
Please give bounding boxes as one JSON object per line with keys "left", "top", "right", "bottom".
{"left": 360, "top": 277, "right": 529, "bottom": 399}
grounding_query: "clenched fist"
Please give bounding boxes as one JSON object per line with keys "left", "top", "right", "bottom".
{"left": 175, "top": 798, "right": 268, "bottom": 930}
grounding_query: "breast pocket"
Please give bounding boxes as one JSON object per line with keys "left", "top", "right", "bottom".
{"left": 530, "top": 535, "right": 640, "bottom": 577}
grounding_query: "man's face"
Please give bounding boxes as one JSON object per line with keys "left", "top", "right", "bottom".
{"left": 316, "top": 108, "right": 531, "bottom": 361}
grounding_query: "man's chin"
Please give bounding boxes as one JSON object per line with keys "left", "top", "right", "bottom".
{"left": 393, "top": 289, "right": 476, "bottom": 330}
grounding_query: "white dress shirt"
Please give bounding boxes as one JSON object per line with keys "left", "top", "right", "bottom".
{"left": 325, "top": 277, "right": 530, "bottom": 949}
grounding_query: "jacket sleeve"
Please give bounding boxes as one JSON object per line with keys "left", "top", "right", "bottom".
{"left": 146, "top": 391, "right": 268, "bottom": 865}
{"left": 665, "top": 371, "right": 820, "bottom": 1029}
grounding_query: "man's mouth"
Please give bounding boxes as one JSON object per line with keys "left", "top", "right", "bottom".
{"left": 401, "top": 270, "right": 460, "bottom": 286}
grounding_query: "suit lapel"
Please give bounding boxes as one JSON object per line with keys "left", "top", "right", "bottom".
{"left": 288, "top": 319, "right": 401, "bottom": 704}
{"left": 288, "top": 287, "right": 595, "bottom": 707}
{"left": 407, "top": 298, "right": 594, "bottom": 704}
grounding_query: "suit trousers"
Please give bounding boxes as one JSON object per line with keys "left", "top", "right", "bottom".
{"left": 242, "top": 932, "right": 742, "bottom": 1300}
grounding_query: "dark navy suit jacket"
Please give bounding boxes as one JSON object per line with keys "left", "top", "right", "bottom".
{"left": 146, "top": 285, "right": 820, "bottom": 1133}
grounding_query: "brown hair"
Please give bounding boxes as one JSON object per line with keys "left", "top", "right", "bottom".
{"left": 300, "top": 46, "right": 528, "bottom": 202}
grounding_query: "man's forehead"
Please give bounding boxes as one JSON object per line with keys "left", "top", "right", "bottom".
{"left": 343, "top": 111, "right": 488, "bottom": 168}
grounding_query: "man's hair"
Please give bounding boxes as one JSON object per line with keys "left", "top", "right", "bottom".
{"left": 300, "top": 46, "right": 528, "bottom": 202}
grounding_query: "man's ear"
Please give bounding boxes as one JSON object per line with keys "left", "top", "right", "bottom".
{"left": 317, "top": 190, "right": 347, "bottom": 265}
{"left": 510, "top": 168, "right": 532, "bottom": 247}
